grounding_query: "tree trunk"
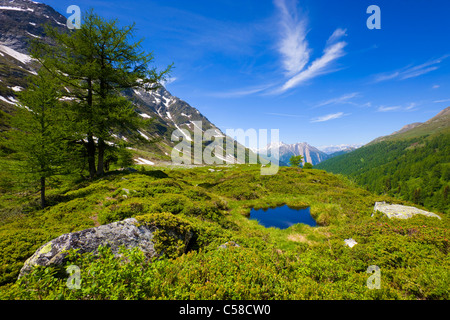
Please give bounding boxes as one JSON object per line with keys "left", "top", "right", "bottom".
{"left": 87, "top": 134, "right": 96, "bottom": 179}
{"left": 97, "top": 137, "right": 105, "bottom": 176}
{"left": 86, "top": 77, "right": 96, "bottom": 180}
{"left": 40, "top": 176, "right": 46, "bottom": 209}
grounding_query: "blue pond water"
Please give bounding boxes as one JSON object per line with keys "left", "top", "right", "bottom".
{"left": 249, "top": 205, "right": 316, "bottom": 229}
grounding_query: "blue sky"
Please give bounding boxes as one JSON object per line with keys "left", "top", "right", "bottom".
{"left": 41, "top": 0, "right": 450, "bottom": 147}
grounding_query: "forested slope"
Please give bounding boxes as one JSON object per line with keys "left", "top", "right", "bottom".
{"left": 316, "top": 133, "right": 449, "bottom": 213}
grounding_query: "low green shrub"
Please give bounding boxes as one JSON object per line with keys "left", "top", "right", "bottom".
{"left": 136, "top": 212, "right": 193, "bottom": 259}
{"left": 0, "top": 165, "right": 448, "bottom": 300}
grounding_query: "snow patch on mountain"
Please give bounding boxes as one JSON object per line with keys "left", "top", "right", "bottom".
{"left": 135, "top": 158, "right": 154, "bottom": 165}
{"left": 317, "top": 144, "right": 362, "bottom": 154}
{"left": 0, "top": 95, "right": 15, "bottom": 105}
{"left": 0, "top": 44, "right": 33, "bottom": 64}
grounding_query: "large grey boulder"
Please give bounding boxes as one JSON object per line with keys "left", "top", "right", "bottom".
{"left": 373, "top": 202, "right": 441, "bottom": 220}
{"left": 19, "top": 216, "right": 192, "bottom": 278}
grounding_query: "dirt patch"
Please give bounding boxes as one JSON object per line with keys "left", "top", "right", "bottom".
{"left": 287, "top": 233, "right": 311, "bottom": 244}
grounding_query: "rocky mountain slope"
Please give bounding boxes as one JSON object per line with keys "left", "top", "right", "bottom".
{"left": 317, "top": 144, "right": 361, "bottom": 155}
{"left": 256, "top": 141, "right": 362, "bottom": 167}
{"left": 0, "top": 0, "right": 67, "bottom": 114}
{"left": 257, "top": 141, "right": 330, "bottom": 166}
{"left": 0, "top": 0, "right": 248, "bottom": 165}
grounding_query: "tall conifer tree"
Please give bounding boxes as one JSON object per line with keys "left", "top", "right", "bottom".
{"left": 32, "top": 10, "right": 171, "bottom": 178}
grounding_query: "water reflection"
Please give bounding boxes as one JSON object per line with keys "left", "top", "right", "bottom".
{"left": 249, "top": 205, "right": 316, "bottom": 229}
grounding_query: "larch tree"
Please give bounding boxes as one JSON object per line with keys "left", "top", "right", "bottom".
{"left": 289, "top": 155, "right": 304, "bottom": 171}
{"left": 7, "top": 70, "right": 73, "bottom": 209}
{"left": 31, "top": 10, "right": 171, "bottom": 179}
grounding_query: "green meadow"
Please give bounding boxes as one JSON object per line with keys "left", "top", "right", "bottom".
{"left": 0, "top": 165, "right": 448, "bottom": 299}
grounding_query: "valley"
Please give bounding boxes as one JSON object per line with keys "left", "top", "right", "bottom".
{"left": 0, "top": 0, "right": 448, "bottom": 303}
{"left": 316, "top": 107, "right": 450, "bottom": 214}
{"left": 0, "top": 165, "right": 448, "bottom": 300}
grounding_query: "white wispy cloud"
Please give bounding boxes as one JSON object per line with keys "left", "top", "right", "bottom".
{"left": 265, "top": 112, "right": 304, "bottom": 118}
{"left": 269, "top": 0, "right": 348, "bottom": 94}
{"left": 207, "top": 84, "right": 274, "bottom": 98}
{"left": 161, "top": 76, "right": 177, "bottom": 86}
{"left": 212, "top": 0, "right": 348, "bottom": 97}
{"left": 373, "top": 56, "right": 448, "bottom": 83}
{"left": 377, "top": 106, "right": 401, "bottom": 112}
{"left": 274, "top": 0, "right": 310, "bottom": 76}
{"left": 310, "top": 112, "right": 348, "bottom": 123}
{"left": 434, "top": 98, "right": 450, "bottom": 103}
{"left": 374, "top": 72, "right": 400, "bottom": 83}
{"left": 327, "top": 28, "right": 347, "bottom": 45}
{"left": 377, "top": 103, "right": 418, "bottom": 112}
{"left": 278, "top": 40, "right": 347, "bottom": 93}
{"left": 315, "top": 92, "right": 359, "bottom": 108}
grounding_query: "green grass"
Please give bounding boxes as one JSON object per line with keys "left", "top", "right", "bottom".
{"left": 0, "top": 165, "right": 448, "bottom": 299}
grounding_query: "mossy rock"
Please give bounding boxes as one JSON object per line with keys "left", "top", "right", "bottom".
{"left": 136, "top": 212, "right": 194, "bottom": 259}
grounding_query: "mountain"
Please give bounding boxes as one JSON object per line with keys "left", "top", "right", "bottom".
{"left": 369, "top": 107, "right": 450, "bottom": 144}
{"left": 317, "top": 144, "right": 362, "bottom": 155}
{"left": 0, "top": 0, "right": 248, "bottom": 165}
{"left": 124, "top": 84, "right": 244, "bottom": 164}
{"left": 258, "top": 141, "right": 330, "bottom": 166}
{"left": 316, "top": 107, "right": 450, "bottom": 213}
{"left": 257, "top": 141, "right": 360, "bottom": 166}
{"left": 0, "top": 0, "right": 67, "bottom": 114}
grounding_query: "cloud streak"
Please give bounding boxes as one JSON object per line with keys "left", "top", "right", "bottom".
{"left": 207, "top": 84, "right": 274, "bottom": 98}
{"left": 310, "top": 112, "right": 348, "bottom": 123}
{"left": 434, "top": 98, "right": 450, "bottom": 103}
{"left": 373, "top": 56, "right": 448, "bottom": 83}
{"left": 211, "top": 0, "right": 348, "bottom": 98}
{"left": 377, "top": 103, "right": 417, "bottom": 112}
{"left": 277, "top": 40, "right": 347, "bottom": 93}
{"left": 315, "top": 92, "right": 359, "bottom": 108}
{"left": 265, "top": 112, "right": 304, "bottom": 118}
{"left": 272, "top": 0, "right": 348, "bottom": 94}
{"left": 274, "top": 0, "right": 310, "bottom": 76}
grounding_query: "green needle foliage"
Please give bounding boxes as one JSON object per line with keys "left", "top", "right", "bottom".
{"left": 289, "top": 155, "right": 304, "bottom": 168}
{"left": 31, "top": 9, "right": 172, "bottom": 179}
{"left": 4, "top": 70, "right": 80, "bottom": 209}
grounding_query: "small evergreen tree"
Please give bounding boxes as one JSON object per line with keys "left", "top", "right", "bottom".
{"left": 289, "top": 155, "right": 304, "bottom": 169}
{"left": 303, "top": 162, "right": 313, "bottom": 169}
{"left": 6, "top": 71, "right": 73, "bottom": 208}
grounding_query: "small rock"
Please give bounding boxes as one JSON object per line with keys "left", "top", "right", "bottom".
{"left": 218, "top": 241, "right": 240, "bottom": 249}
{"left": 344, "top": 238, "right": 358, "bottom": 248}
{"left": 373, "top": 202, "right": 441, "bottom": 220}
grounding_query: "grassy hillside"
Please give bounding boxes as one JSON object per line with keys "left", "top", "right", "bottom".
{"left": 371, "top": 107, "right": 450, "bottom": 144}
{"left": 316, "top": 134, "right": 450, "bottom": 213}
{"left": 0, "top": 165, "right": 448, "bottom": 300}
{"left": 316, "top": 108, "right": 450, "bottom": 214}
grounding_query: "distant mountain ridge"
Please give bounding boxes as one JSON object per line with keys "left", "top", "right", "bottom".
{"left": 257, "top": 141, "right": 329, "bottom": 166}
{"left": 256, "top": 141, "right": 361, "bottom": 166}
{"left": 316, "top": 106, "right": 450, "bottom": 213}
{"left": 317, "top": 144, "right": 362, "bottom": 155}
{"left": 369, "top": 106, "right": 450, "bottom": 144}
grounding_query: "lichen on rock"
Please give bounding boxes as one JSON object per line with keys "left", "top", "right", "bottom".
{"left": 373, "top": 202, "right": 442, "bottom": 220}
{"left": 19, "top": 214, "right": 193, "bottom": 278}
